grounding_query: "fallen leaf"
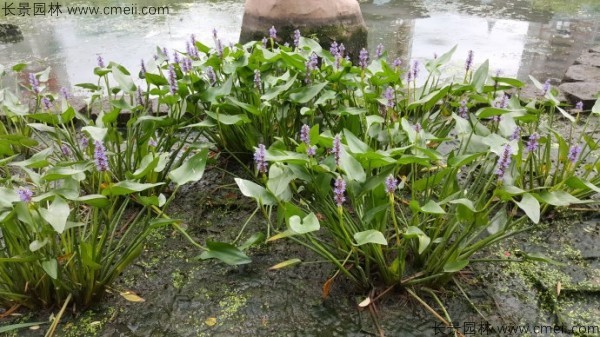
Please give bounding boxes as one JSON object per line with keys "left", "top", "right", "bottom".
{"left": 119, "top": 291, "right": 145, "bottom": 303}
{"left": 322, "top": 277, "right": 334, "bottom": 299}
{"left": 205, "top": 317, "right": 217, "bottom": 327}
{"left": 358, "top": 297, "right": 371, "bottom": 308}
{"left": 556, "top": 281, "right": 561, "bottom": 297}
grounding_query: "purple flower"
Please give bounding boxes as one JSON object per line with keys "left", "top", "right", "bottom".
{"left": 293, "top": 29, "right": 301, "bottom": 47}
{"left": 339, "top": 44, "right": 346, "bottom": 57}
{"left": 140, "top": 59, "right": 147, "bottom": 77}
{"left": 568, "top": 144, "right": 582, "bottom": 163}
{"left": 162, "top": 47, "right": 169, "bottom": 63}
{"left": 307, "top": 53, "right": 319, "bottom": 70}
{"left": 496, "top": 144, "right": 512, "bottom": 178}
{"left": 359, "top": 48, "right": 369, "bottom": 69}
{"left": 269, "top": 26, "right": 277, "bottom": 39}
{"left": 262, "top": 37, "right": 268, "bottom": 48}
{"left": 41, "top": 97, "right": 52, "bottom": 110}
{"left": 148, "top": 137, "right": 157, "bottom": 147}
{"left": 384, "top": 175, "right": 398, "bottom": 194}
{"left": 330, "top": 41, "right": 339, "bottom": 56}
{"left": 332, "top": 134, "right": 342, "bottom": 167}
{"left": 182, "top": 58, "right": 192, "bottom": 73}
{"left": 192, "top": 34, "right": 197, "bottom": 46}
{"left": 173, "top": 51, "right": 180, "bottom": 65}
{"left": 384, "top": 86, "right": 395, "bottom": 108}
{"left": 215, "top": 39, "right": 224, "bottom": 57}
{"left": 300, "top": 124, "right": 311, "bottom": 144}
{"left": 254, "top": 144, "right": 268, "bottom": 174}
{"left": 97, "top": 55, "right": 105, "bottom": 68}
{"left": 465, "top": 50, "right": 474, "bottom": 72}
{"left": 412, "top": 60, "right": 419, "bottom": 80}
{"left": 542, "top": 79, "right": 551, "bottom": 96}
{"left": 79, "top": 136, "right": 89, "bottom": 149}
{"left": 60, "top": 87, "right": 70, "bottom": 100}
{"left": 94, "top": 140, "right": 109, "bottom": 172}
{"left": 136, "top": 87, "right": 144, "bottom": 105}
{"left": 575, "top": 101, "right": 584, "bottom": 110}
{"left": 17, "top": 187, "right": 33, "bottom": 203}
{"left": 307, "top": 146, "right": 316, "bottom": 157}
{"left": 206, "top": 66, "right": 216, "bottom": 86}
{"left": 254, "top": 69, "right": 261, "bottom": 91}
{"left": 414, "top": 123, "right": 422, "bottom": 133}
{"left": 509, "top": 126, "right": 521, "bottom": 141}
{"left": 187, "top": 40, "right": 199, "bottom": 59}
{"left": 526, "top": 133, "right": 539, "bottom": 152}
{"left": 406, "top": 65, "right": 413, "bottom": 83}
{"left": 492, "top": 115, "right": 502, "bottom": 122}
{"left": 168, "top": 65, "right": 177, "bottom": 94}
{"left": 459, "top": 99, "right": 468, "bottom": 118}
{"left": 28, "top": 73, "right": 39, "bottom": 94}
{"left": 212, "top": 29, "right": 218, "bottom": 41}
{"left": 495, "top": 94, "right": 509, "bottom": 109}
{"left": 375, "top": 43, "right": 384, "bottom": 58}
{"left": 392, "top": 58, "right": 402, "bottom": 69}
{"left": 333, "top": 177, "right": 346, "bottom": 207}
{"left": 61, "top": 144, "right": 71, "bottom": 156}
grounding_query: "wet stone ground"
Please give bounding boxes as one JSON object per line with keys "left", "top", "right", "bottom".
{"left": 4, "top": 162, "right": 600, "bottom": 337}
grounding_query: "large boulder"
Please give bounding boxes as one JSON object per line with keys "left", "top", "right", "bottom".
{"left": 0, "top": 24, "right": 23, "bottom": 44}
{"left": 239, "top": 0, "right": 367, "bottom": 58}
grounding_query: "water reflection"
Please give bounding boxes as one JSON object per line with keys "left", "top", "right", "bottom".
{"left": 1, "top": 0, "right": 599, "bottom": 91}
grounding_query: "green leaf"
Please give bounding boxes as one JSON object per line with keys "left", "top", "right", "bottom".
{"left": 538, "top": 191, "right": 583, "bottom": 206}
{"left": 565, "top": 176, "right": 600, "bottom": 193}
{"left": 404, "top": 226, "right": 431, "bottom": 254}
{"left": 81, "top": 126, "right": 107, "bottom": 141}
{"left": 344, "top": 129, "right": 370, "bottom": 154}
{"left": 10, "top": 147, "right": 53, "bottom": 169}
{"left": 592, "top": 97, "right": 600, "bottom": 114}
{"left": 421, "top": 200, "right": 446, "bottom": 214}
{"left": 448, "top": 198, "right": 476, "bottom": 212}
{"left": 289, "top": 213, "right": 320, "bottom": 234}
{"left": 234, "top": 178, "right": 276, "bottom": 205}
{"left": 471, "top": 60, "right": 489, "bottom": 93}
{"left": 72, "top": 194, "right": 109, "bottom": 208}
{"left": 339, "top": 147, "right": 366, "bottom": 182}
{"left": 199, "top": 241, "right": 252, "bottom": 265}
{"left": 112, "top": 65, "right": 136, "bottom": 92}
{"left": 443, "top": 260, "right": 469, "bottom": 273}
{"left": 29, "top": 239, "right": 49, "bottom": 252}
{"left": 101, "top": 181, "right": 163, "bottom": 196}
{"left": 269, "top": 258, "right": 302, "bottom": 270}
{"left": 43, "top": 165, "right": 88, "bottom": 182}
{"left": 556, "top": 106, "right": 575, "bottom": 122}
{"left": 514, "top": 193, "right": 540, "bottom": 224}
{"left": 353, "top": 230, "right": 387, "bottom": 246}
{"left": 39, "top": 196, "right": 71, "bottom": 234}
{"left": 267, "top": 163, "right": 294, "bottom": 201}
{"left": 205, "top": 111, "right": 250, "bottom": 125}
{"left": 168, "top": 149, "right": 208, "bottom": 186}
{"left": 0, "top": 322, "right": 48, "bottom": 333}
{"left": 288, "top": 82, "right": 328, "bottom": 104}
{"left": 145, "top": 73, "right": 169, "bottom": 86}
{"left": 41, "top": 259, "right": 58, "bottom": 279}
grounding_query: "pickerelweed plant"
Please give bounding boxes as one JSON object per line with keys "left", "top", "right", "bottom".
{"left": 231, "top": 36, "right": 600, "bottom": 312}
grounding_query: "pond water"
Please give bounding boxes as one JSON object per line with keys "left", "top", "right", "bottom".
{"left": 1, "top": 0, "right": 600, "bottom": 93}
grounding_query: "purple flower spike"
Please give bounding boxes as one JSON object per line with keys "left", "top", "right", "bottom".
{"left": 148, "top": 137, "right": 157, "bottom": 147}
{"left": 162, "top": 47, "right": 169, "bottom": 63}
{"left": 330, "top": 41, "right": 339, "bottom": 56}
{"left": 294, "top": 29, "right": 301, "bottom": 47}
{"left": 254, "top": 69, "right": 262, "bottom": 91}
{"left": 206, "top": 66, "right": 216, "bottom": 86}
{"left": 542, "top": 79, "right": 551, "bottom": 96}
{"left": 17, "top": 187, "right": 33, "bottom": 203}
{"left": 412, "top": 60, "right": 419, "bottom": 80}
{"left": 459, "top": 99, "right": 468, "bottom": 118}
{"left": 375, "top": 43, "right": 384, "bottom": 58}
{"left": 568, "top": 144, "right": 582, "bottom": 163}
{"left": 254, "top": 144, "right": 268, "bottom": 174}
{"left": 140, "top": 59, "right": 147, "bottom": 77}
{"left": 509, "top": 126, "right": 521, "bottom": 141}
{"left": 79, "top": 136, "right": 89, "bottom": 149}
{"left": 97, "top": 55, "right": 105, "bottom": 68}
{"left": 384, "top": 86, "right": 395, "bottom": 108}
{"left": 41, "top": 97, "right": 52, "bottom": 110}
{"left": 393, "top": 58, "right": 402, "bottom": 69}
{"left": 173, "top": 51, "right": 180, "bottom": 65}
{"left": 269, "top": 26, "right": 277, "bottom": 39}
{"left": 136, "top": 87, "right": 144, "bottom": 105}
{"left": 385, "top": 175, "right": 398, "bottom": 194}
{"left": 359, "top": 48, "right": 369, "bottom": 69}
{"left": 575, "top": 101, "right": 584, "bottom": 110}
{"left": 216, "top": 39, "right": 224, "bottom": 57}
{"left": 212, "top": 29, "right": 218, "bottom": 40}
{"left": 495, "top": 94, "right": 509, "bottom": 109}
{"left": 300, "top": 124, "right": 311, "bottom": 144}
{"left": 465, "top": 50, "right": 474, "bottom": 72}
{"left": 94, "top": 140, "right": 109, "bottom": 172}
{"left": 333, "top": 177, "right": 346, "bottom": 207}
{"left": 61, "top": 144, "right": 71, "bottom": 156}
{"left": 414, "top": 123, "right": 422, "bottom": 133}
{"left": 28, "top": 73, "right": 40, "bottom": 94}
{"left": 526, "top": 133, "right": 539, "bottom": 152}
{"left": 307, "top": 146, "right": 316, "bottom": 157}
{"left": 262, "top": 37, "right": 268, "bottom": 48}
{"left": 339, "top": 44, "right": 346, "bottom": 57}
{"left": 182, "top": 58, "right": 192, "bottom": 73}
{"left": 168, "top": 65, "right": 177, "bottom": 94}
{"left": 332, "top": 134, "right": 342, "bottom": 167}
{"left": 496, "top": 144, "right": 512, "bottom": 178}
{"left": 60, "top": 87, "right": 70, "bottom": 100}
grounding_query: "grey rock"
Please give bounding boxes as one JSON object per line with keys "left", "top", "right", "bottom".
{"left": 558, "top": 82, "right": 600, "bottom": 109}
{"left": 575, "top": 51, "right": 600, "bottom": 67}
{"left": 564, "top": 64, "right": 600, "bottom": 82}
{"left": 0, "top": 23, "right": 23, "bottom": 44}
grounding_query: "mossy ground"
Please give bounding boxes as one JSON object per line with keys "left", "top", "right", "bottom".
{"left": 2, "top": 166, "right": 599, "bottom": 337}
